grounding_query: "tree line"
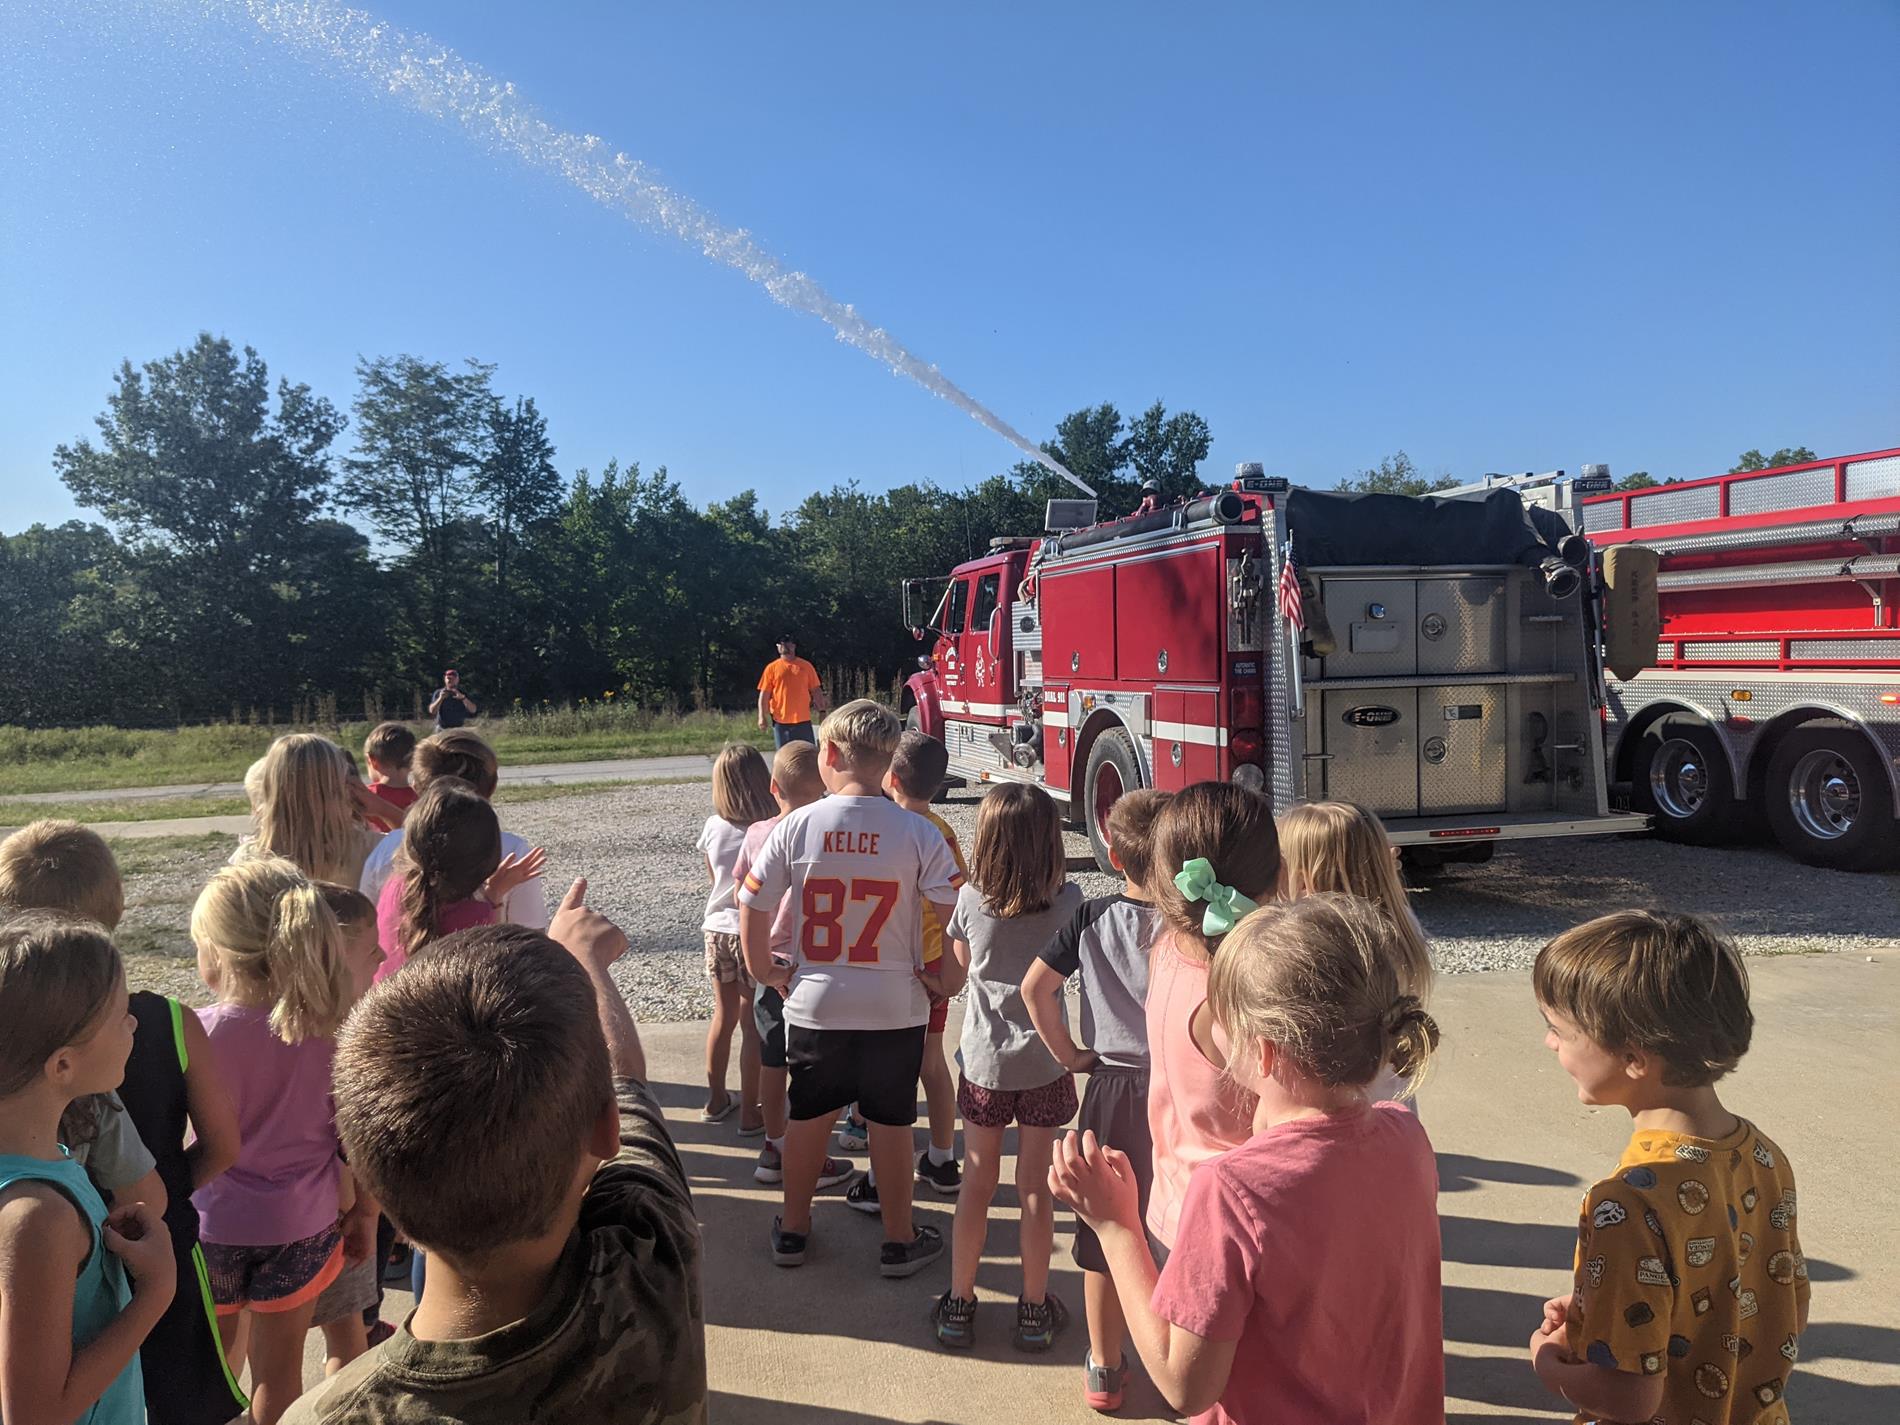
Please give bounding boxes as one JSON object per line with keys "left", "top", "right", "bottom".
{"left": 0, "top": 332, "right": 1812, "bottom": 729}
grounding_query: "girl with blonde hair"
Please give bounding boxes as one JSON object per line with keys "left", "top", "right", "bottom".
{"left": 1278, "top": 801, "right": 1433, "bottom": 1103}
{"left": 696, "top": 743, "right": 778, "bottom": 1128}
{"left": 1051, "top": 893, "right": 1444, "bottom": 1424}
{"left": 929, "top": 782, "right": 1083, "bottom": 1354}
{"left": 190, "top": 857, "right": 360, "bottom": 1425}
{"left": 240, "top": 734, "right": 383, "bottom": 888}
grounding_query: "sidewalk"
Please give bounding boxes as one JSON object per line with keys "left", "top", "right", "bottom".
{"left": 300, "top": 952, "right": 1898, "bottom": 1421}
{"left": 0, "top": 753, "right": 715, "bottom": 806}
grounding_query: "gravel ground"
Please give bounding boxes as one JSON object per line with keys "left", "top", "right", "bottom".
{"left": 117, "top": 782, "right": 1896, "bottom": 1018}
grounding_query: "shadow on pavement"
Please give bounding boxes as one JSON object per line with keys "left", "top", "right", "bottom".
{"left": 1444, "top": 1350, "right": 1568, "bottom": 1419}
{"left": 1439, "top": 1214, "right": 1575, "bottom": 1271}
{"left": 1437, "top": 1152, "right": 1581, "bottom": 1192}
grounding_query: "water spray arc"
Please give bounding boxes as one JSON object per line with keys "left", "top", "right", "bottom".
{"left": 238, "top": 1, "right": 1094, "bottom": 497}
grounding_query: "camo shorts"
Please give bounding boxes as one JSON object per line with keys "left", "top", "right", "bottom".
{"left": 703, "top": 932, "right": 751, "bottom": 986}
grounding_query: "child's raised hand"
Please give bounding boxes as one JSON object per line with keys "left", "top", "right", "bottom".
{"left": 1048, "top": 1129, "right": 1139, "bottom": 1231}
{"left": 550, "top": 877, "right": 629, "bottom": 973}
{"left": 487, "top": 847, "right": 548, "bottom": 901}
{"left": 103, "top": 1202, "right": 176, "bottom": 1297}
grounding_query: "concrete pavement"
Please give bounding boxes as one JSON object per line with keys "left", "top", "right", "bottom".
{"left": 289, "top": 953, "right": 1895, "bottom": 1421}
{"left": 0, "top": 752, "right": 715, "bottom": 806}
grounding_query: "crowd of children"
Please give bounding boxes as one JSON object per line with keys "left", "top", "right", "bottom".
{"left": 0, "top": 699, "right": 1812, "bottom": 1424}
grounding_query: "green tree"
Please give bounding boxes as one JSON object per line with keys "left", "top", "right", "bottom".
{"left": 343, "top": 356, "right": 496, "bottom": 674}
{"left": 1006, "top": 399, "right": 1213, "bottom": 514}
{"left": 475, "top": 394, "right": 561, "bottom": 694}
{"left": 1732, "top": 446, "right": 1817, "bottom": 473}
{"left": 1338, "top": 450, "right": 1458, "bottom": 496}
{"left": 51, "top": 333, "right": 348, "bottom": 715}
{"left": 1614, "top": 470, "right": 1659, "bottom": 491}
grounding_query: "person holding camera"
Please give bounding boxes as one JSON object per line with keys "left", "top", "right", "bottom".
{"left": 428, "top": 670, "right": 478, "bottom": 731}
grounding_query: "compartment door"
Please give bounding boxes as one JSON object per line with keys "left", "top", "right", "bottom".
{"left": 1152, "top": 688, "right": 1187, "bottom": 792}
{"left": 1320, "top": 689, "right": 1419, "bottom": 817}
{"left": 1419, "top": 685, "right": 1509, "bottom": 814}
{"left": 1041, "top": 566, "right": 1117, "bottom": 681}
{"left": 1319, "top": 578, "right": 1418, "bottom": 678}
{"left": 1417, "top": 577, "right": 1507, "bottom": 676}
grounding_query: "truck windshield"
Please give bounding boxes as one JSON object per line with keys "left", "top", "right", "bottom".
{"left": 946, "top": 578, "right": 970, "bottom": 633}
{"left": 972, "top": 573, "right": 1001, "bottom": 633}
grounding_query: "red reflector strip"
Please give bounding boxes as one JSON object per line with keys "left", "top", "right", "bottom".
{"left": 1429, "top": 827, "right": 1500, "bottom": 839}
{"left": 1883, "top": 694, "right": 1900, "bottom": 705}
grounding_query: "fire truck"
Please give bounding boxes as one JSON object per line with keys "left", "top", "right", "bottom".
{"left": 1577, "top": 447, "right": 1900, "bottom": 871}
{"left": 900, "top": 467, "right": 1651, "bottom": 872}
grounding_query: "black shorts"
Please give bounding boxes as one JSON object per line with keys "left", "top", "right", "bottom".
{"left": 1071, "top": 1066, "right": 1157, "bottom": 1274}
{"left": 754, "top": 985, "right": 788, "bottom": 1070}
{"left": 786, "top": 1024, "right": 926, "bottom": 1126}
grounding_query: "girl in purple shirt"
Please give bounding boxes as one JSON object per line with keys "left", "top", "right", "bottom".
{"left": 191, "top": 857, "right": 357, "bottom": 1425}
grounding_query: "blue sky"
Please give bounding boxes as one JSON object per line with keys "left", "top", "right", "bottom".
{"left": 3, "top": 1, "right": 1896, "bottom": 534}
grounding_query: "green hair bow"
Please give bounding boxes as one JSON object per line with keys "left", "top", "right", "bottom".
{"left": 1173, "top": 857, "right": 1259, "bottom": 937}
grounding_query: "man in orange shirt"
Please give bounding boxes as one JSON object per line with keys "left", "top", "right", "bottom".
{"left": 756, "top": 636, "right": 827, "bottom": 748}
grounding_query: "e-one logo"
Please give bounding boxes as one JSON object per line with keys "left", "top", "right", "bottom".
{"left": 1342, "top": 705, "right": 1402, "bottom": 728}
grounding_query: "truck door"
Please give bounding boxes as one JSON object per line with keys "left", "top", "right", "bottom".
{"left": 963, "top": 570, "right": 1007, "bottom": 716}
{"left": 937, "top": 576, "right": 972, "bottom": 704}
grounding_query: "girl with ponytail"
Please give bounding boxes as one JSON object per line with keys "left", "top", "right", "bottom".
{"left": 189, "top": 857, "right": 363, "bottom": 1425}
{"left": 373, "top": 779, "right": 545, "bottom": 984}
{"left": 1051, "top": 893, "right": 1446, "bottom": 1424}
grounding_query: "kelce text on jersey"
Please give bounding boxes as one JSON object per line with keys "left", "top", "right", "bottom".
{"left": 822, "top": 830, "right": 881, "bottom": 855}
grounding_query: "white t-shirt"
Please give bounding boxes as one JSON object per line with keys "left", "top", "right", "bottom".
{"left": 359, "top": 824, "right": 549, "bottom": 931}
{"left": 696, "top": 814, "right": 750, "bottom": 935}
{"left": 738, "top": 795, "right": 963, "bottom": 1031}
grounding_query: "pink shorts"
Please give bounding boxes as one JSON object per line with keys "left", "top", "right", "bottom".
{"left": 957, "top": 1072, "right": 1078, "bottom": 1130}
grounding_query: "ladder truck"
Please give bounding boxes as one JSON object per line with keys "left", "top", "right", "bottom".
{"left": 1577, "top": 447, "right": 1900, "bottom": 870}
{"left": 899, "top": 466, "right": 1653, "bottom": 873}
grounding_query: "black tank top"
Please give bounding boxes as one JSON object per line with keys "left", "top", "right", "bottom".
{"left": 118, "top": 990, "right": 199, "bottom": 1249}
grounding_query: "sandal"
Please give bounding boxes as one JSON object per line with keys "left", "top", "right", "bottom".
{"left": 701, "top": 1098, "right": 738, "bottom": 1124}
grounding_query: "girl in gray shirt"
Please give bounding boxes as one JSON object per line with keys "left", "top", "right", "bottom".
{"left": 931, "top": 784, "right": 1083, "bottom": 1355}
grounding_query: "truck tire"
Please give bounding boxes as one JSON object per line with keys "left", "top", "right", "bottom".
{"left": 1630, "top": 722, "right": 1736, "bottom": 845}
{"left": 1763, "top": 727, "right": 1898, "bottom": 871}
{"left": 904, "top": 705, "right": 952, "bottom": 802}
{"left": 1081, "top": 728, "right": 1141, "bottom": 874}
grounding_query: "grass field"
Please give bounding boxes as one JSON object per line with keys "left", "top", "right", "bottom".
{"left": 0, "top": 707, "right": 768, "bottom": 797}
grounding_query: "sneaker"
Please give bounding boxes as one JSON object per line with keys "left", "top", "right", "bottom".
{"left": 844, "top": 1173, "right": 880, "bottom": 1215}
{"left": 931, "top": 1289, "right": 978, "bottom": 1349}
{"left": 916, "top": 1150, "right": 962, "bottom": 1195}
{"left": 769, "top": 1216, "right": 807, "bottom": 1268}
{"left": 1013, "top": 1292, "right": 1070, "bottom": 1353}
{"left": 880, "top": 1224, "right": 945, "bottom": 1278}
{"left": 1083, "top": 1352, "right": 1127, "bottom": 1411}
{"left": 836, "top": 1114, "right": 870, "bottom": 1152}
{"left": 753, "top": 1143, "right": 783, "bottom": 1185}
{"left": 815, "top": 1155, "right": 855, "bottom": 1191}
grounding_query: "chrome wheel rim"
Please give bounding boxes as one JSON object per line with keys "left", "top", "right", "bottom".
{"left": 1650, "top": 737, "right": 1711, "bottom": 820}
{"left": 1787, "top": 748, "right": 1859, "bottom": 841}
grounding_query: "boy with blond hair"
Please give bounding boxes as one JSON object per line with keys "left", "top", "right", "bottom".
{"left": 739, "top": 700, "right": 961, "bottom": 1277}
{"left": 1529, "top": 911, "right": 1807, "bottom": 1425}
{"left": 283, "top": 882, "right": 705, "bottom": 1423}
{"left": 731, "top": 741, "right": 851, "bottom": 1192}
{"left": 845, "top": 731, "right": 966, "bottom": 1214}
{"left": 0, "top": 818, "right": 126, "bottom": 929}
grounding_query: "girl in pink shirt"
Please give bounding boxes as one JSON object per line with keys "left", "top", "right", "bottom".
{"left": 1143, "top": 783, "right": 1283, "bottom": 1249}
{"left": 373, "top": 780, "right": 544, "bottom": 983}
{"left": 1052, "top": 893, "right": 1446, "bottom": 1425}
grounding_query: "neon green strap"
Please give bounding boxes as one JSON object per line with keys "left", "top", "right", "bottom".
{"left": 168, "top": 997, "right": 189, "bottom": 1074}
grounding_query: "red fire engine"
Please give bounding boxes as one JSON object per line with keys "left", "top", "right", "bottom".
{"left": 1578, "top": 447, "right": 1900, "bottom": 870}
{"left": 901, "top": 467, "right": 1650, "bottom": 872}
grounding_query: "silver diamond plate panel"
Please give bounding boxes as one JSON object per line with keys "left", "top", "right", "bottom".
{"left": 1628, "top": 513, "right": 1900, "bottom": 557}
{"left": 1417, "top": 577, "right": 1507, "bottom": 676}
{"left": 1682, "top": 641, "right": 1780, "bottom": 661}
{"left": 1418, "top": 684, "right": 1508, "bottom": 814}
{"left": 1629, "top": 483, "right": 1720, "bottom": 527}
{"left": 1789, "top": 639, "right": 1900, "bottom": 660}
{"left": 1607, "top": 673, "right": 1900, "bottom": 806}
{"left": 1582, "top": 500, "right": 1625, "bottom": 533}
{"left": 1728, "top": 467, "right": 1839, "bottom": 517}
{"left": 1845, "top": 455, "right": 1900, "bottom": 502}
{"left": 1657, "top": 555, "right": 1900, "bottom": 592}
{"left": 1658, "top": 642, "right": 1676, "bottom": 661}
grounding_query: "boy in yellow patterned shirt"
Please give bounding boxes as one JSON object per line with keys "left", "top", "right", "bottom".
{"left": 1529, "top": 911, "right": 1808, "bottom": 1425}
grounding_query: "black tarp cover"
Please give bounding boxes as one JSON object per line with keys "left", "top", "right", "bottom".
{"left": 1286, "top": 488, "right": 1571, "bottom": 568}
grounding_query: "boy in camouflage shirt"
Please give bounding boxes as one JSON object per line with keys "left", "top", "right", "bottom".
{"left": 284, "top": 881, "right": 705, "bottom": 1424}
